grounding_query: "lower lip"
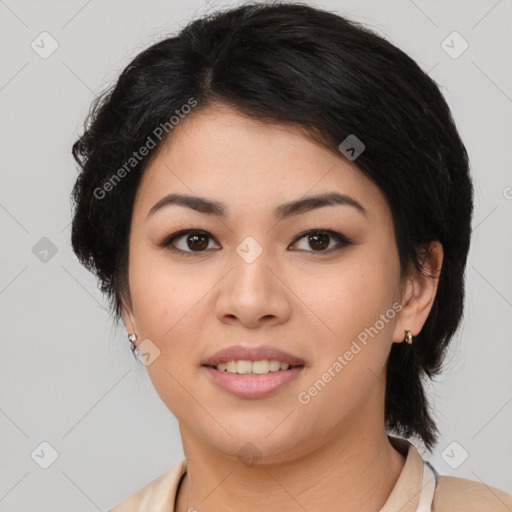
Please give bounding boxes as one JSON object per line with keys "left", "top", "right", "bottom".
{"left": 203, "top": 366, "right": 305, "bottom": 399}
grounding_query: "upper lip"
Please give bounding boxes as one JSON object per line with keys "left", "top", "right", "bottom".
{"left": 202, "top": 345, "right": 306, "bottom": 367}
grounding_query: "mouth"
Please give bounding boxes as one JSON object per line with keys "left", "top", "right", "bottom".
{"left": 203, "top": 360, "right": 304, "bottom": 375}
{"left": 201, "top": 345, "right": 306, "bottom": 399}
{"left": 202, "top": 364, "right": 305, "bottom": 399}
{"left": 201, "top": 363, "right": 306, "bottom": 399}
{"left": 202, "top": 344, "right": 306, "bottom": 368}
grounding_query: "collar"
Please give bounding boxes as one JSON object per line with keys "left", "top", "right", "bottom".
{"left": 378, "top": 435, "right": 431, "bottom": 512}
{"left": 160, "top": 435, "right": 432, "bottom": 512}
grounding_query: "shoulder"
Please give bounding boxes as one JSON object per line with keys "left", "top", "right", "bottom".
{"left": 107, "top": 459, "right": 186, "bottom": 512}
{"left": 433, "top": 474, "right": 512, "bottom": 511}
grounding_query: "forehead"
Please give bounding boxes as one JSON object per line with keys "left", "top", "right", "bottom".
{"left": 133, "top": 104, "right": 388, "bottom": 222}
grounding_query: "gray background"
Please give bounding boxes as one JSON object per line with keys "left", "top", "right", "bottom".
{"left": 1, "top": 0, "right": 511, "bottom": 510}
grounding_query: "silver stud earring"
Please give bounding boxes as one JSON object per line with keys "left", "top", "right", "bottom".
{"left": 404, "top": 330, "right": 413, "bottom": 345}
{"left": 128, "top": 333, "right": 138, "bottom": 353}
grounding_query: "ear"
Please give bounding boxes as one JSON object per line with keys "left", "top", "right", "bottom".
{"left": 392, "top": 241, "right": 444, "bottom": 344}
{"left": 120, "top": 294, "right": 137, "bottom": 335}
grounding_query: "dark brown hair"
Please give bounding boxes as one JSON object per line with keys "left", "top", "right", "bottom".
{"left": 70, "top": 1, "right": 473, "bottom": 452}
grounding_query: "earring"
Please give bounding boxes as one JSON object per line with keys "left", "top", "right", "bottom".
{"left": 404, "top": 330, "right": 413, "bottom": 345}
{"left": 128, "top": 333, "right": 138, "bottom": 353}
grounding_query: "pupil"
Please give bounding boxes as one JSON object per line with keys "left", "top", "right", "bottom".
{"left": 310, "top": 233, "right": 329, "bottom": 250}
{"left": 188, "top": 234, "right": 208, "bottom": 251}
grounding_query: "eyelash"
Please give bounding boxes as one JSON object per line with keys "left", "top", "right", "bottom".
{"left": 158, "top": 229, "right": 353, "bottom": 256}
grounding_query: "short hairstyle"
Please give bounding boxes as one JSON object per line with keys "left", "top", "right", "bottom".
{"left": 70, "top": 1, "right": 473, "bottom": 452}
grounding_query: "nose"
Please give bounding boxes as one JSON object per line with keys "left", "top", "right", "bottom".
{"left": 215, "top": 246, "right": 292, "bottom": 329}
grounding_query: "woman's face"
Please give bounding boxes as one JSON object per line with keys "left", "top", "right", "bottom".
{"left": 122, "top": 103, "right": 415, "bottom": 462}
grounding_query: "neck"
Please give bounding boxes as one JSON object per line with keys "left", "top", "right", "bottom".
{"left": 175, "top": 409, "right": 406, "bottom": 512}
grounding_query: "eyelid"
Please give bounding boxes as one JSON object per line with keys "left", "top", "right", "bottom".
{"left": 159, "top": 228, "right": 353, "bottom": 254}
{"left": 157, "top": 229, "right": 219, "bottom": 252}
{"left": 290, "top": 229, "right": 353, "bottom": 250}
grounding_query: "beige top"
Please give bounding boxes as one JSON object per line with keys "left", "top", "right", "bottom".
{"left": 108, "top": 435, "right": 512, "bottom": 511}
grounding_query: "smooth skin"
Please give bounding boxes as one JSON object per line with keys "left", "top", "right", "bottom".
{"left": 121, "top": 103, "right": 443, "bottom": 512}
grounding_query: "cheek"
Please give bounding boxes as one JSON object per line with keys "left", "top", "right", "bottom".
{"left": 127, "top": 249, "right": 203, "bottom": 414}
{"left": 293, "top": 248, "right": 399, "bottom": 344}
{"left": 128, "top": 246, "right": 191, "bottom": 334}
{"left": 290, "top": 245, "right": 400, "bottom": 407}
{"left": 127, "top": 245, "right": 221, "bottom": 365}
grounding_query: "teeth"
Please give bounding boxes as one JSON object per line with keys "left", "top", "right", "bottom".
{"left": 215, "top": 359, "right": 296, "bottom": 374}
{"left": 237, "top": 360, "right": 253, "bottom": 374}
{"left": 269, "top": 360, "right": 282, "bottom": 371}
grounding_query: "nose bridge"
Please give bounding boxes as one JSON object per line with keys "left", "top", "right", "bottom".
{"left": 215, "top": 233, "right": 291, "bottom": 326}
{"left": 231, "top": 234, "right": 274, "bottom": 295}
{"left": 235, "top": 233, "right": 267, "bottom": 266}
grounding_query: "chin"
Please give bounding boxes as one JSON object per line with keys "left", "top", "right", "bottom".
{"left": 208, "top": 424, "right": 306, "bottom": 460}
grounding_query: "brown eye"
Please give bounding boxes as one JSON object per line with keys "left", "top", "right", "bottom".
{"left": 161, "top": 230, "right": 220, "bottom": 254}
{"left": 307, "top": 233, "right": 330, "bottom": 251}
{"left": 185, "top": 233, "right": 209, "bottom": 251}
{"left": 291, "top": 229, "right": 353, "bottom": 253}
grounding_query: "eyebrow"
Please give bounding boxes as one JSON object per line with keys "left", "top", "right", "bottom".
{"left": 147, "top": 191, "right": 367, "bottom": 221}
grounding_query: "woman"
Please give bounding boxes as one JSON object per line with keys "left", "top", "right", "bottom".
{"left": 69, "top": 2, "right": 512, "bottom": 511}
